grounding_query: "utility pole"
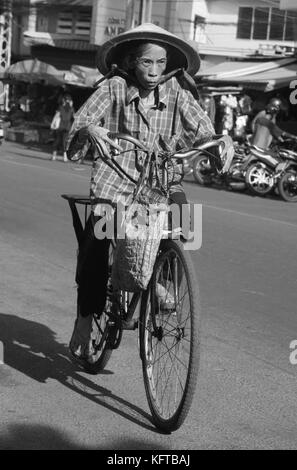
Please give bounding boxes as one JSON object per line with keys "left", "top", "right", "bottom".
{"left": 146, "top": 0, "right": 152, "bottom": 23}
{"left": 139, "top": 0, "right": 153, "bottom": 25}
{"left": 126, "top": 0, "right": 136, "bottom": 30}
{"left": 0, "top": 0, "right": 12, "bottom": 110}
{"left": 139, "top": 0, "right": 146, "bottom": 25}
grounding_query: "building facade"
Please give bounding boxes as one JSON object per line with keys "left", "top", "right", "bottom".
{"left": 12, "top": 0, "right": 97, "bottom": 68}
{"left": 197, "top": 0, "right": 297, "bottom": 58}
{"left": 89, "top": 0, "right": 297, "bottom": 64}
{"left": 90, "top": 0, "right": 208, "bottom": 47}
{"left": 9, "top": 0, "right": 297, "bottom": 70}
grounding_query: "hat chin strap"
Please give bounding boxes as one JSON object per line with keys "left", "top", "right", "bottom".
{"left": 94, "top": 64, "right": 199, "bottom": 101}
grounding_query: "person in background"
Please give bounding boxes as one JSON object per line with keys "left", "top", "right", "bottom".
{"left": 18, "top": 93, "right": 31, "bottom": 113}
{"left": 52, "top": 94, "right": 74, "bottom": 162}
{"left": 200, "top": 91, "right": 216, "bottom": 127}
{"left": 251, "top": 97, "right": 297, "bottom": 151}
{"left": 8, "top": 103, "right": 26, "bottom": 126}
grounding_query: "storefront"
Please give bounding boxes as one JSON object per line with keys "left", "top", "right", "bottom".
{"left": 1, "top": 58, "right": 100, "bottom": 145}
{"left": 196, "top": 57, "right": 297, "bottom": 136}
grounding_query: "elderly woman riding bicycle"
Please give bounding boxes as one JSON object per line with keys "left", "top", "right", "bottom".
{"left": 66, "top": 23, "right": 215, "bottom": 362}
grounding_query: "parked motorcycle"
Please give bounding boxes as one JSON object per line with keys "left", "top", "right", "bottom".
{"left": 182, "top": 136, "right": 253, "bottom": 191}
{"left": 278, "top": 169, "right": 297, "bottom": 202}
{"left": 245, "top": 139, "right": 297, "bottom": 200}
{"left": 277, "top": 143, "right": 297, "bottom": 202}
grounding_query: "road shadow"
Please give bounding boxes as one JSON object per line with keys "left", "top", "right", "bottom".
{"left": 0, "top": 312, "right": 157, "bottom": 433}
{"left": 0, "top": 423, "right": 84, "bottom": 450}
{"left": 0, "top": 423, "right": 170, "bottom": 450}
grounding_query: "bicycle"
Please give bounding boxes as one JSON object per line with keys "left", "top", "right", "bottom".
{"left": 62, "top": 133, "right": 201, "bottom": 432}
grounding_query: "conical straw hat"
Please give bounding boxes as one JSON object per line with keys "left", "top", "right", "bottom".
{"left": 97, "top": 23, "right": 200, "bottom": 76}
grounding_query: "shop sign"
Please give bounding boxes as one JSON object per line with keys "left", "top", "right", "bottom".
{"left": 90, "top": 0, "right": 165, "bottom": 45}
{"left": 90, "top": 0, "right": 127, "bottom": 44}
{"left": 104, "top": 17, "right": 126, "bottom": 37}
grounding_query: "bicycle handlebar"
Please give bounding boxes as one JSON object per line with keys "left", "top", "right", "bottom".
{"left": 70, "top": 130, "right": 233, "bottom": 164}
{"left": 107, "top": 132, "right": 233, "bottom": 160}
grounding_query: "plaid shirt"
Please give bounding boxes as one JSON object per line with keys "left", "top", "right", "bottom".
{"left": 67, "top": 76, "right": 214, "bottom": 209}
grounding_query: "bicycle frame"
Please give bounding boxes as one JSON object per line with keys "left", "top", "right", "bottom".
{"left": 63, "top": 132, "right": 206, "bottom": 337}
{"left": 63, "top": 134, "right": 195, "bottom": 336}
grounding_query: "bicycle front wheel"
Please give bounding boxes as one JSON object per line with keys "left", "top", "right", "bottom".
{"left": 139, "top": 240, "right": 201, "bottom": 432}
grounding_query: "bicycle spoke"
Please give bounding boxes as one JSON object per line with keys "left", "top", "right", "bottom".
{"left": 162, "top": 341, "right": 186, "bottom": 390}
{"left": 149, "top": 337, "right": 187, "bottom": 417}
{"left": 153, "top": 349, "right": 177, "bottom": 416}
{"left": 153, "top": 341, "right": 189, "bottom": 373}
{"left": 149, "top": 335, "right": 189, "bottom": 372}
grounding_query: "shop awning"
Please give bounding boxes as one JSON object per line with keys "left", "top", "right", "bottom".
{"left": 3, "top": 59, "right": 65, "bottom": 85}
{"left": 197, "top": 60, "right": 254, "bottom": 77}
{"left": 64, "top": 65, "right": 102, "bottom": 87}
{"left": 1, "top": 59, "right": 101, "bottom": 88}
{"left": 223, "top": 63, "right": 297, "bottom": 92}
{"left": 35, "top": 0, "right": 92, "bottom": 5}
{"left": 197, "top": 57, "right": 297, "bottom": 91}
{"left": 197, "top": 85, "right": 243, "bottom": 96}
{"left": 23, "top": 31, "right": 97, "bottom": 52}
{"left": 196, "top": 57, "right": 296, "bottom": 77}
{"left": 71, "top": 65, "right": 102, "bottom": 86}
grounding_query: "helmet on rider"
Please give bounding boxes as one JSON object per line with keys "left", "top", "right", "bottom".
{"left": 266, "top": 97, "right": 282, "bottom": 115}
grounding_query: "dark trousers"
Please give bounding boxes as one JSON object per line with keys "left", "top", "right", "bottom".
{"left": 53, "top": 129, "right": 69, "bottom": 152}
{"left": 76, "top": 191, "right": 189, "bottom": 317}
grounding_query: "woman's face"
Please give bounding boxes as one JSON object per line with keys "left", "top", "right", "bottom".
{"left": 133, "top": 43, "right": 167, "bottom": 91}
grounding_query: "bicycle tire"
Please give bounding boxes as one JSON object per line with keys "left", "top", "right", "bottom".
{"left": 80, "top": 241, "right": 118, "bottom": 374}
{"left": 139, "top": 239, "right": 201, "bottom": 432}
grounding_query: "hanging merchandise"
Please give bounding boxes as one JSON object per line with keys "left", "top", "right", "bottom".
{"left": 220, "top": 94, "right": 238, "bottom": 134}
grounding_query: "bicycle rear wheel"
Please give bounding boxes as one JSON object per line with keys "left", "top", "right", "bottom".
{"left": 139, "top": 240, "right": 201, "bottom": 432}
{"left": 80, "top": 240, "right": 120, "bottom": 374}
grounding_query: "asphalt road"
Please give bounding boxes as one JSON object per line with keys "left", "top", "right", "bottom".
{"left": 1, "top": 141, "right": 297, "bottom": 450}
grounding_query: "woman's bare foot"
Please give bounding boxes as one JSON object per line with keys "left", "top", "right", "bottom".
{"left": 69, "top": 314, "right": 95, "bottom": 360}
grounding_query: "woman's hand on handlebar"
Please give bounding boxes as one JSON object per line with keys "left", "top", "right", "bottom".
{"left": 80, "top": 124, "right": 123, "bottom": 158}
